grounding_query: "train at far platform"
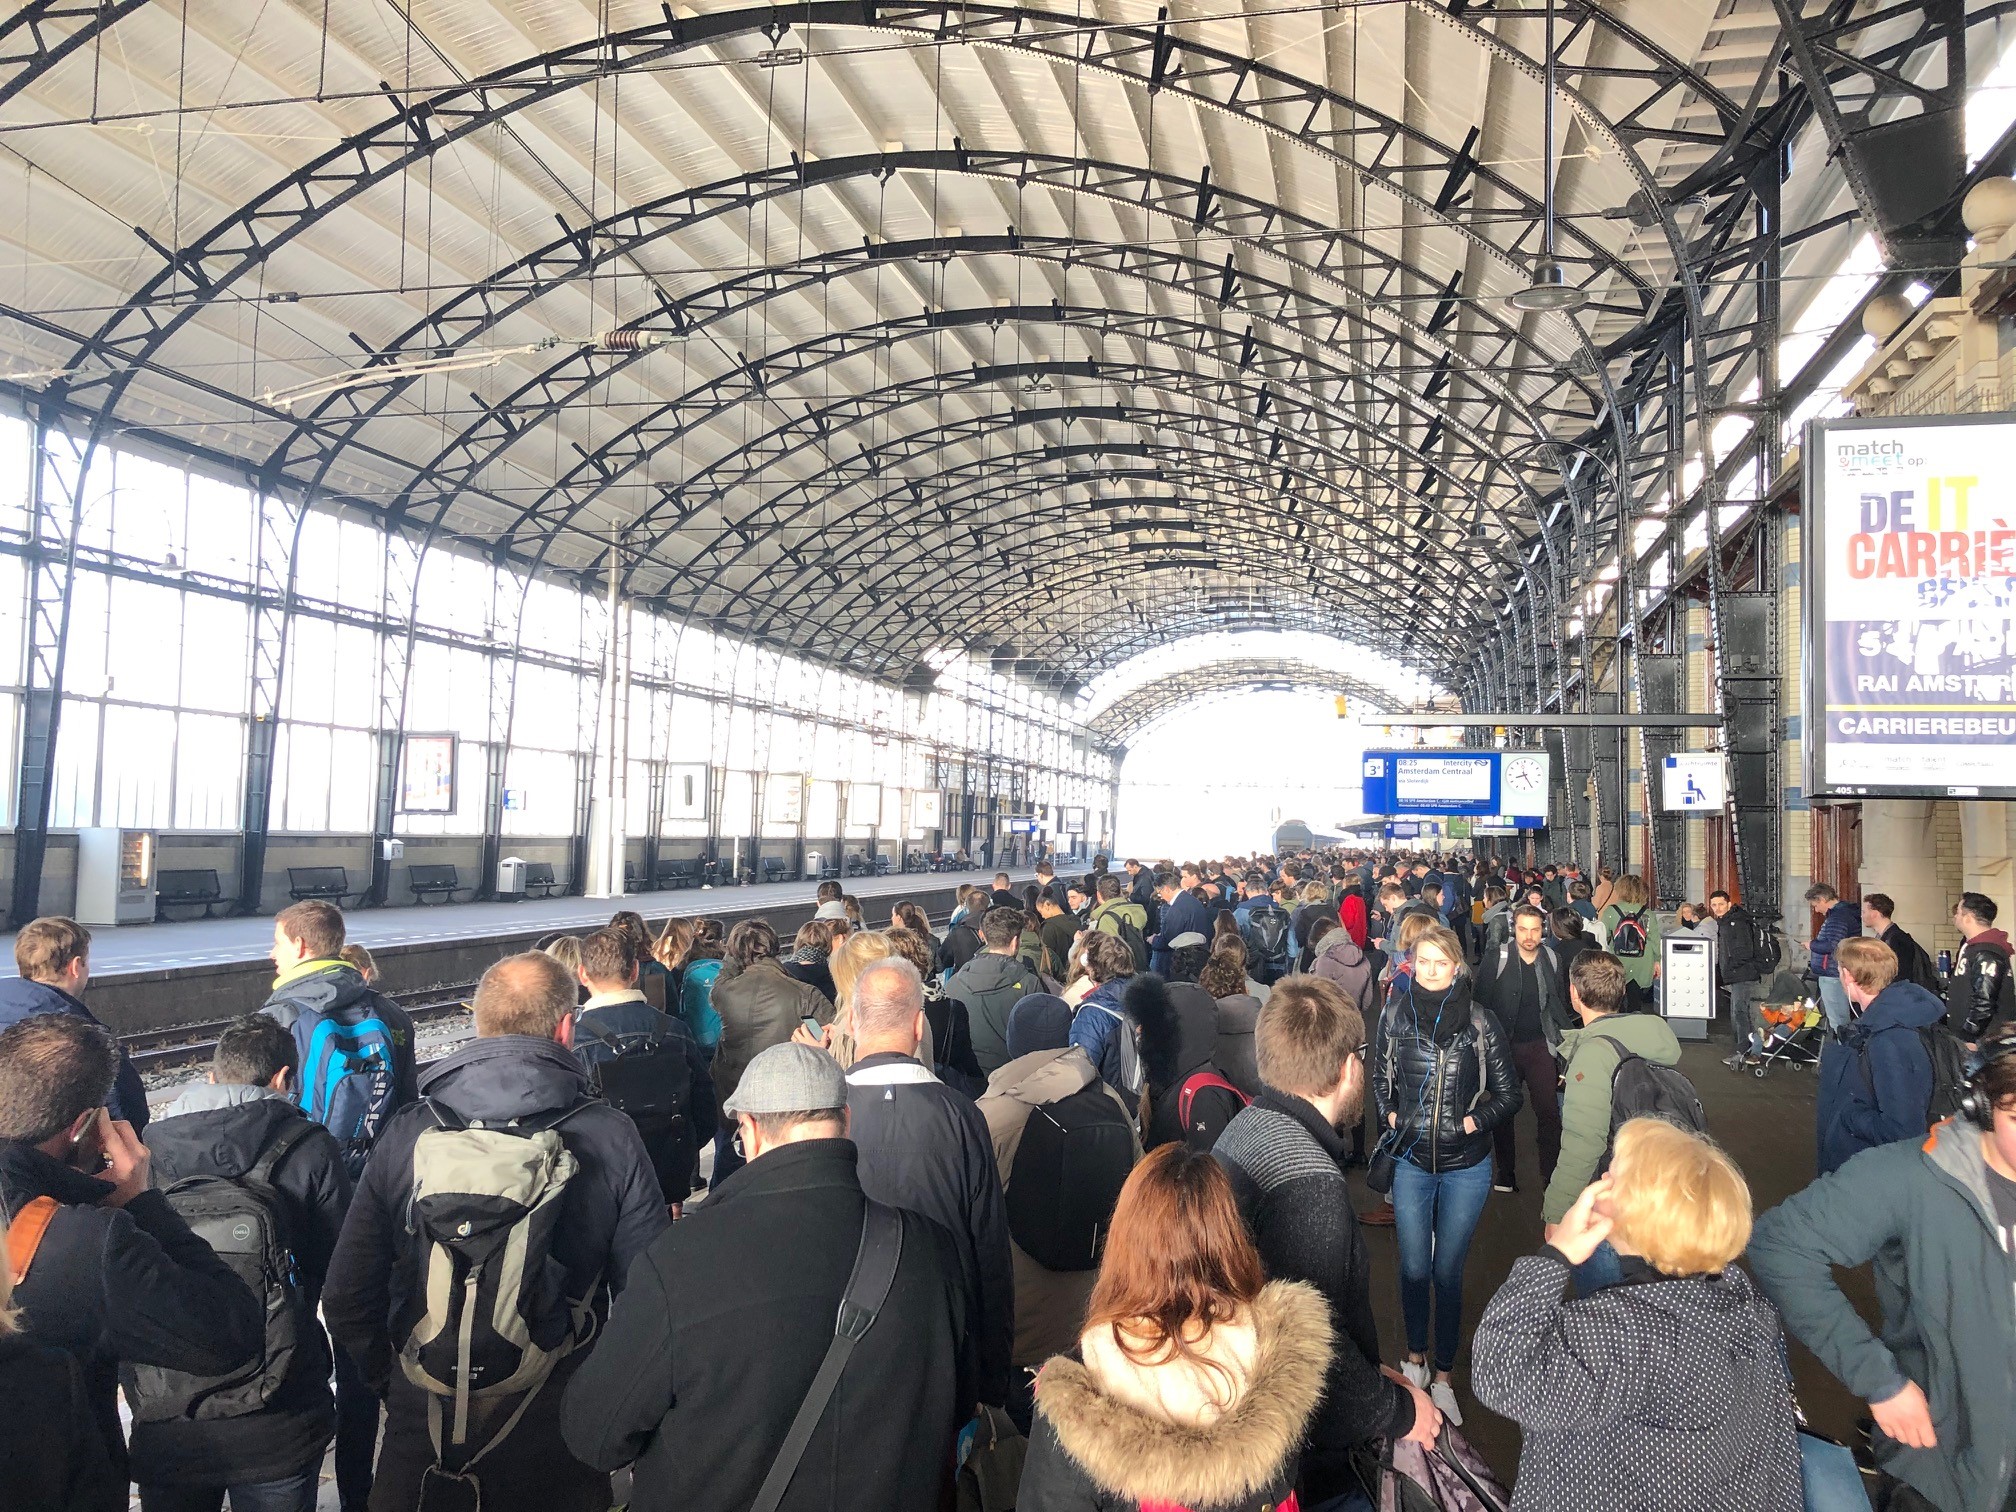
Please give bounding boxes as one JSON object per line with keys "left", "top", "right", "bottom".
{"left": 1272, "top": 819, "right": 1349, "bottom": 855}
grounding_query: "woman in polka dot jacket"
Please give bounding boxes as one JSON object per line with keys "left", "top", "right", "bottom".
{"left": 1471, "top": 1119, "right": 1801, "bottom": 1512}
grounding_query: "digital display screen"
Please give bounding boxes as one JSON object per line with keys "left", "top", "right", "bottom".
{"left": 1804, "top": 412, "right": 2016, "bottom": 799}
{"left": 1362, "top": 751, "right": 1550, "bottom": 819}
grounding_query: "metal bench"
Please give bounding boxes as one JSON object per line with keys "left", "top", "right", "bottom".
{"left": 760, "top": 856, "right": 788, "bottom": 883}
{"left": 844, "top": 854, "right": 872, "bottom": 878}
{"left": 287, "top": 865, "right": 359, "bottom": 904}
{"left": 523, "top": 861, "right": 562, "bottom": 898}
{"left": 657, "top": 858, "right": 702, "bottom": 890}
{"left": 874, "top": 854, "right": 894, "bottom": 876}
{"left": 623, "top": 861, "right": 652, "bottom": 893}
{"left": 408, "top": 863, "right": 464, "bottom": 905}
{"left": 156, "top": 868, "right": 226, "bottom": 919}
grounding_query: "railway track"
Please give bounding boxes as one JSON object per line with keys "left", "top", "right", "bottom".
{"left": 127, "top": 896, "right": 980, "bottom": 1080}
{"left": 126, "top": 983, "right": 478, "bottom": 1075}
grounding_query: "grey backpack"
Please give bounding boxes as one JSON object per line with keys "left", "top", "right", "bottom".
{"left": 397, "top": 1101, "right": 591, "bottom": 1475}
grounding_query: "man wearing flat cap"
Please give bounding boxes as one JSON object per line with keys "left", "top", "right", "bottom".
{"left": 562, "top": 1042, "right": 975, "bottom": 1512}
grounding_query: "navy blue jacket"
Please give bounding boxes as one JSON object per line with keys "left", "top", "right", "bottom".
{"left": 0, "top": 979, "right": 148, "bottom": 1131}
{"left": 1816, "top": 980, "right": 1945, "bottom": 1176}
{"left": 1810, "top": 901, "right": 1863, "bottom": 979}
{"left": 1149, "top": 890, "right": 1213, "bottom": 974}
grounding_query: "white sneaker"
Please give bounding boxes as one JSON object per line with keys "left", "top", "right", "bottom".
{"left": 1401, "top": 1359, "right": 1431, "bottom": 1390}
{"left": 1431, "top": 1380, "right": 1464, "bottom": 1427}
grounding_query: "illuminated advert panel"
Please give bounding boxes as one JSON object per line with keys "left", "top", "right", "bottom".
{"left": 1803, "top": 412, "right": 2016, "bottom": 799}
{"left": 1361, "top": 750, "right": 1550, "bottom": 819}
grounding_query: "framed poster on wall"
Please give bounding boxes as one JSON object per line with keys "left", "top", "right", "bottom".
{"left": 664, "top": 762, "right": 709, "bottom": 821}
{"left": 1803, "top": 411, "right": 2016, "bottom": 798}
{"left": 397, "top": 734, "right": 457, "bottom": 814}
{"left": 913, "top": 790, "right": 944, "bottom": 830}
{"left": 765, "top": 774, "right": 805, "bottom": 825}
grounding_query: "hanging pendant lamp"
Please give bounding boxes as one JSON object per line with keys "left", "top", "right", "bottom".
{"left": 1510, "top": 0, "right": 1589, "bottom": 314}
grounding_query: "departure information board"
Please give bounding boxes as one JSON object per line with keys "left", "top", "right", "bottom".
{"left": 1361, "top": 751, "right": 1550, "bottom": 819}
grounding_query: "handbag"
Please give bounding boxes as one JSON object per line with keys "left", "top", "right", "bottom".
{"left": 1365, "top": 1132, "right": 1399, "bottom": 1195}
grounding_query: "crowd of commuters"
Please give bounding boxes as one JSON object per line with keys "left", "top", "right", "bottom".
{"left": 2, "top": 848, "right": 2014, "bottom": 1511}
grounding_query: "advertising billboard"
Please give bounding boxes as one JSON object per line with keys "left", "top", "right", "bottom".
{"left": 397, "top": 734, "right": 457, "bottom": 814}
{"left": 1361, "top": 750, "right": 1550, "bottom": 819}
{"left": 1804, "top": 413, "right": 2016, "bottom": 798}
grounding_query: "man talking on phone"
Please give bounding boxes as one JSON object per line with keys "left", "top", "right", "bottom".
{"left": 0, "top": 1013, "right": 262, "bottom": 1490}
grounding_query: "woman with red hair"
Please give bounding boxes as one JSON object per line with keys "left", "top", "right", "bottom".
{"left": 1019, "top": 1145, "right": 1334, "bottom": 1512}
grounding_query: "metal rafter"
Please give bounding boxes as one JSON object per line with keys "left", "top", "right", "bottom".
{"left": 1084, "top": 658, "right": 1403, "bottom": 745}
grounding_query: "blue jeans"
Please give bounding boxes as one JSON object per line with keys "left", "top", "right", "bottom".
{"left": 1817, "top": 974, "right": 1851, "bottom": 1033}
{"left": 1572, "top": 1239, "right": 1624, "bottom": 1295}
{"left": 1391, "top": 1156, "right": 1494, "bottom": 1372}
{"left": 140, "top": 1467, "right": 318, "bottom": 1512}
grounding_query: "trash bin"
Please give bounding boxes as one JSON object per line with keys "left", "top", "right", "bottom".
{"left": 496, "top": 856, "right": 527, "bottom": 900}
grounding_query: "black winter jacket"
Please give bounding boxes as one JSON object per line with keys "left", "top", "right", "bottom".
{"left": 560, "top": 1139, "right": 971, "bottom": 1512}
{"left": 922, "top": 979, "right": 986, "bottom": 1097}
{"left": 128, "top": 1084, "right": 351, "bottom": 1486}
{"left": 0, "top": 1333, "right": 123, "bottom": 1511}
{"left": 321, "top": 1034, "right": 670, "bottom": 1396}
{"left": 1946, "top": 929, "right": 2015, "bottom": 1041}
{"left": 0, "top": 1141, "right": 263, "bottom": 1483}
{"left": 1133, "top": 977, "right": 1243, "bottom": 1152}
{"left": 1212, "top": 1091, "right": 1415, "bottom": 1504}
{"left": 845, "top": 1052, "right": 1013, "bottom": 1407}
{"left": 0, "top": 979, "right": 149, "bottom": 1131}
{"left": 1717, "top": 905, "right": 1765, "bottom": 985}
{"left": 1473, "top": 1249, "right": 1800, "bottom": 1512}
{"left": 1373, "top": 979, "right": 1523, "bottom": 1172}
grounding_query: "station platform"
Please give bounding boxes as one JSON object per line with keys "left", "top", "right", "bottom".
{"left": 35, "top": 866, "right": 1037, "bottom": 1037}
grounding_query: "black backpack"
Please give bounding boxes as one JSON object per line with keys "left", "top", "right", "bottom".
{"left": 575, "top": 1014, "right": 696, "bottom": 1193}
{"left": 1241, "top": 906, "right": 1293, "bottom": 972}
{"left": 1594, "top": 1034, "right": 1706, "bottom": 1172}
{"left": 1107, "top": 914, "right": 1152, "bottom": 973}
{"left": 1006, "top": 1083, "right": 1136, "bottom": 1272}
{"left": 1611, "top": 907, "right": 1652, "bottom": 959}
{"left": 124, "top": 1120, "right": 319, "bottom": 1422}
{"left": 1752, "top": 919, "right": 1785, "bottom": 977}
{"left": 1920, "top": 1023, "right": 1970, "bottom": 1127}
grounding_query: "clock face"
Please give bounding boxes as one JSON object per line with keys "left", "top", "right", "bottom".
{"left": 1505, "top": 755, "right": 1545, "bottom": 792}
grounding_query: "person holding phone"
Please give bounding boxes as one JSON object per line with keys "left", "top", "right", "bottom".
{"left": 0, "top": 1013, "right": 263, "bottom": 1492}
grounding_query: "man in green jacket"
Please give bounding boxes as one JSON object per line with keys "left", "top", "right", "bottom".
{"left": 1542, "top": 949, "right": 1682, "bottom": 1289}
{"left": 1087, "top": 875, "right": 1147, "bottom": 948}
{"left": 1750, "top": 1029, "right": 2016, "bottom": 1512}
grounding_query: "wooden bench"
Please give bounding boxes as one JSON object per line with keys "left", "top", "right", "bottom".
{"left": 287, "top": 866, "right": 358, "bottom": 904}
{"left": 523, "top": 861, "right": 562, "bottom": 899}
{"left": 408, "top": 863, "right": 464, "bottom": 905}
{"left": 657, "top": 859, "right": 702, "bottom": 890}
{"left": 156, "top": 868, "right": 225, "bottom": 919}
{"left": 760, "top": 856, "right": 788, "bottom": 883}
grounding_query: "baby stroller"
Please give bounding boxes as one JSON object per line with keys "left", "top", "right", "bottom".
{"left": 1754, "top": 1001, "right": 1825, "bottom": 1077}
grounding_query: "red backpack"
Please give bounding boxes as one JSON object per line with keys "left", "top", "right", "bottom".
{"left": 1176, "top": 1071, "right": 1250, "bottom": 1152}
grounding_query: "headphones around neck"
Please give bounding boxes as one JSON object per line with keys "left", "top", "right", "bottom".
{"left": 1957, "top": 1033, "right": 2016, "bottom": 1130}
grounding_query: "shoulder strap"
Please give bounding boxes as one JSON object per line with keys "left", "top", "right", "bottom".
{"left": 752, "top": 1201, "right": 904, "bottom": 1512}
{"left": 246, "top": 1116, "right": 322, "bottom": 1190}
{"left": 7, "top": 1195, "right": 60, "bottom": 1285}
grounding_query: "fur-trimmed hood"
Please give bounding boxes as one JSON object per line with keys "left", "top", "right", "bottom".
{"left": 1034, "top": 1280, "right": 1333, "bottom": 1510}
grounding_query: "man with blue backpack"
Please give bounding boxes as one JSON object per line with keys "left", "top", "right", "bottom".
{"left": 259, "top": 899, "right": 416, "bottom": 1512}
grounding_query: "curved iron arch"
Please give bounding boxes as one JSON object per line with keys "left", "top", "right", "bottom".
{"left": 57, "top": 0, "right": 1676, "bottom": 414}
{"left": 1084, "top": 659, "right": 1406, "bottom": 745}
{"left": 709, "top": 464, "right": 1487, "bottom": 667}
{"left": 501, "top": 307, "right": 1544, "bottom": 575}
{"left": 0, "top": 0, "right": 152, "bottom": 114}
{"left": 263, "top": 147, "right": 1592, "bottom": 503}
